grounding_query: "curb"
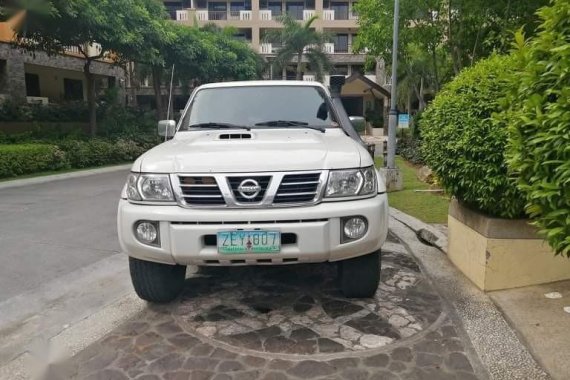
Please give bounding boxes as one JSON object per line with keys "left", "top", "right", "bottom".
{"left": 388, "top": 210, "right": 550, "bottom": 380}
{"left": 390, "top": 207, "right": 448, "bottom": 253}
{"left": 0, "top": 164, "right": 132, "bottom": 190}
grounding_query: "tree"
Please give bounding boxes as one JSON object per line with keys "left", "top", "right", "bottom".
{"left": 13, "top": 0, "right": 166, "bottom": 136}
{"left": 265, "top": 15, "right": 331, "bottom": 81}
{"left": 354, "top": 0, "right": 548, "bottom": 103}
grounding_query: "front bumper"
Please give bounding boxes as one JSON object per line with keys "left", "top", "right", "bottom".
{"left": 117, "top": 194, "right": 389, "bottom": 266}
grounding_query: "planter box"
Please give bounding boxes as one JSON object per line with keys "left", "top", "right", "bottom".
{"left": 448, "top": 199, "right": 570, "bottom": 291}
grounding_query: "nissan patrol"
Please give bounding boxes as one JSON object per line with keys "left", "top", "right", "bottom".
{"left": 118, "top": 78, "right": 389, "bottom": 303}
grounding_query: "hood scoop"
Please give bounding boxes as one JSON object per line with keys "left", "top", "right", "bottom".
{"left": 218, "top": 133, "right": 252, "bottom": 140}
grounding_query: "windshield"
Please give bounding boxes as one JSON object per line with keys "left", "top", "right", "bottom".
{"left": 182, "top": 86, "right": 338, "bottom": 129}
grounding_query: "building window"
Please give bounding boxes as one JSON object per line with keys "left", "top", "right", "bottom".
{"left": 0, "top": 60, "right": 7, "bottom": 93}
{"left": 64, "top": 78, "right": 84, "bottom": 101}
{"left": 286, "top": 2, "right": 304, "bottom": 20}
{"left": 330, "top": 1, "right": 349, "bottom": 20}
{"left": 333, "top": 34, "right": 349, "bottom": 53}
{"left": 25, "top": 73, "right": 41, "bottom": 97}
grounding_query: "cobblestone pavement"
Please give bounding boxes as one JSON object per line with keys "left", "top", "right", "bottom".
{"left": 48, "top": 234, "right": 484, "bottom": 379}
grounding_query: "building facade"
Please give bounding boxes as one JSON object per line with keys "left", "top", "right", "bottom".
{"left": 0, "top": 12, "right": 124, "bottom": 106}
{"left": 162, "top": 0, "right": 389, "bottom": 120}
{"left": 164, "top": 0, "right": 385, "bottom": 85}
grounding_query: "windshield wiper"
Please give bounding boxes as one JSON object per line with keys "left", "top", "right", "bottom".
{"left": 182, "top": 122, "right": 251, "bottom": 131}
{"left": 254, "top": 120, "right": 326, "bottom": 133}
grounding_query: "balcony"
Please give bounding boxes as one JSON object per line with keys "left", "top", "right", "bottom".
{"left": 176, "top": 10, "right": 189, "bottom": 21}
{"left": 259, "top": 10, "right": 273, "bottom": 20}
{"left": 195, "top": 9, "right": 252, "bottom": 21}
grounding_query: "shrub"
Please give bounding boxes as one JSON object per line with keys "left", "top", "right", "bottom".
{"left": 505, "top": 0, "right": 570, "bottom": 256}
{"left": 57, "top": 139, "right": 149, "bottom": 168}
{"left": 398, "top": 136, "right": 425, "bottom": 166}
{"left": 0, "top": 101, "right": 89, "bottom": 122}
{"left": 0, "top": 144, "right": 69, "bottom": 178}
{"left": 420, "top": 54, "right": 526, "bottom": 218}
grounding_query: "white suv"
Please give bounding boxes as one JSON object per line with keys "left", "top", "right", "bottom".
{"left": 118, "top": 80, "right": 389, "bottom": 303}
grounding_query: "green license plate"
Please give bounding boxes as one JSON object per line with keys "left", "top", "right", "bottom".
{"left": 217, "top": 230, "right": 281, "bottom": 254}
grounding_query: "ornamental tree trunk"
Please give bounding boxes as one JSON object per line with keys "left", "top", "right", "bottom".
{"left": 152, "top": 65, "right": 164, "bottom": 120}
{"left": 296, "top": 52, "right": 303, "bottom": 80}
{"left": 83, "top": 61, "right": 97, "bottom": 137}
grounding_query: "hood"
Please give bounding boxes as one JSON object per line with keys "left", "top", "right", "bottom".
{"left": 135, "top": 129, "right": 366, "bottom": 173}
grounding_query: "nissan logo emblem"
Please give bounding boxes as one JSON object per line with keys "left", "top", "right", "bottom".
{"left": 237, "top": 179, "right": 262, "bottom": 199}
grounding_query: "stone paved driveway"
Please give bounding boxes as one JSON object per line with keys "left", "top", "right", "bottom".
{"left": 47, "top": 234, "right": 484, "bottom": 380}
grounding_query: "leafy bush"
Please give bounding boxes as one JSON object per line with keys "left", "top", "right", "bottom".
{"left": 398, "top": 136, "right": 425, "bottom": 166}
{"left": 0, "top": 144, "right": 69, "bottom": 177}
{"left": 0, "top": 101, "right": 89, "bottom": 122}
{"left": 0, "top": 139, "right": 153, "bottom": 178}
{"left": 504, "top": 1, "right": 570, "bottom": 256}
{"left": 57, "top": 139, "right": 150, "bottom": 169}
{"left": 420, "top": 55, "right": 526, "bottom": 218}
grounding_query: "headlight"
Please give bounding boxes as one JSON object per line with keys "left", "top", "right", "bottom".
{"left": 126, "top": 173, "right": 174, "bottom": 202}
{"left": 325, "top": 167, "right": 377, "bottom": 198}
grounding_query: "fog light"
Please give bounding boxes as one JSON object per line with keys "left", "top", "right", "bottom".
{"left": 342, "top": 216, "right": 368, "bottom": 242}
{"left": 135, "top": 221, "right": 160, "bottom": 246}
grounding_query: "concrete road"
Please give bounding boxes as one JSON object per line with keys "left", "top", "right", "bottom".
{"left": 0, "top": 170, "right": 127, "bottom": 301}
{"left": 0, "top": 169, "right": 136, "bottom": 366}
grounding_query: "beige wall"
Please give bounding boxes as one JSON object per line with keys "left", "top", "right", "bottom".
{"left": 448, "top": 209, "right": 570, "bottom": 291}
{"left": 25, "top": 64, "right": 85, "bottom": 102}
{"left": 24, "top": 64, "right": 109, "bottom": 103}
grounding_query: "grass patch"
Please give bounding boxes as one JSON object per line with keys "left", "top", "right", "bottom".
{"left": 376, "top": 156, "right": 450, "bottom": 224}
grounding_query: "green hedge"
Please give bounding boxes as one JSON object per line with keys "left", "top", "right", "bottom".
{"left": 0, "top": 144, "right": 69, "bottom": 177}
{"left": 420, "top": 55, "right": 526, "bottom": 218}
{"left": 0, "top": 139, "right": 155, "bottom": 179}
{"left": 505, "top": 0, "right": 570, "bottom": 256}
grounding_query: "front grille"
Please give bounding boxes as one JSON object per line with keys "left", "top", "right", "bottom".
{"left": 178, "top": 176, "right": 225, "bottom": 206}
{"left": 274, "top": 173, "right": 321, "bottom": 204}
{"left": 227, "top": 176, "right": 271, "bottom": 203}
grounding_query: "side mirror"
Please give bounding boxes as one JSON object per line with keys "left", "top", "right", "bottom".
{"left": 349, "top": 116, "right": 366, "bottom": 133}
{"left": 158, "top": 120, "right": 176, "bottom": 138}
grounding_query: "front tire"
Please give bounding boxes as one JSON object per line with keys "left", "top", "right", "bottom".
{"left": 338, "top": 251, "right": 381, "bottom": 298}
{"left": 129, "top": 257, "right": 186, "bottom": 303}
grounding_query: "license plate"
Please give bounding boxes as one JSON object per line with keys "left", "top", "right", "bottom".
{"left": 217, "top": 230, "right": 281, "bottom": 254}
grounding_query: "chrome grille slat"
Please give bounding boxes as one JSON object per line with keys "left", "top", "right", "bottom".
{"left": 274, "top": 173, "right": 321, "bottom": 204}
{"left": 177, "top": 176, "right": 225, "bottom": 206}
{"left": 173, "top": 171, "right": 325, "bottom": 208}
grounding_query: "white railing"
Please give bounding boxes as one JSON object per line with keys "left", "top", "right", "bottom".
{"left": 259, "top": 9, "right": 272, "bottom": 21}
{"left": 260, "top": 43, "right": 273, "bottom": 54}
{"left": 303, "top": 75, "right": 315, "bottom": 81}
{"left": 323, "top": 10, "right": 335, "bottom": 20}
{"left": 65, "top": 45, "right": 81, "bottom": 54}
{"left": 303, "top": 9, "right": 316, "bottom": 20}
{"left": 239, "top": 10, "right": 252, "bottom": 20}
{"left": 323, "top": 43, "right": 335, "bottom": 54}
{"left": 196, "top": 10, "right": 208, "bottom": 21}
{"left": 176, "top": 10, "right": 189, "bottom": 21}
{"left": 349, "top": 9, "right": 359, "bottom": 20}
{"left": 26, "top": 96, "right": 49, "bottom": 105}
